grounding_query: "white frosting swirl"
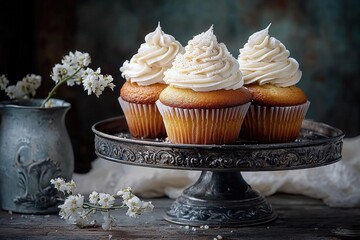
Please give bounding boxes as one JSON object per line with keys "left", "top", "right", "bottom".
{"left": 120, "top": 23, "right": 184, "bottom": 86}
{"left": 163, "top": 26, "right": 243, "bottom": 92}
{"left": 238, "top": 24, "right": 302, "bottom": 87}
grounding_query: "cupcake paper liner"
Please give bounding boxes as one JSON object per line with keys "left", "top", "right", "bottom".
{"left": 118, "top": 97, "right": 166, "bottom": 138}
{"left": 240, "top": 101, "right": 310, "bottom": 143}
{"left": 156, "top": 101, "right": 250, "bottom": 144}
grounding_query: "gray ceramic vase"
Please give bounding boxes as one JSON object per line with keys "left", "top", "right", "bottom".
{"left": 0, "top": 99, "right": 74, "bottom": 213}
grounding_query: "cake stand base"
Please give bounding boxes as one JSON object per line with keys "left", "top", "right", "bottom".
{"left": 164, "top": 171, "right": 277, "bottom": 227}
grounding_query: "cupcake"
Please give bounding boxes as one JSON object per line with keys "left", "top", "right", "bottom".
{"left": 238, "top": 24, "right": 310, "bottom": 143}
{"left": 157, "top": 26, "right": 252, "bottom": 144}
{"left": 119, "top": 23, "right": 184, "bottom": 138}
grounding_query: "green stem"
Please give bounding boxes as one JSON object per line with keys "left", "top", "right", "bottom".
{"left": 84, "top": 208, "right": 96, "bottom": 217}
{"left": 41, "top": 67, "right": 82, "bottom": 107}
{"left": 83, "top": 202, "right": 126, "bottom": 212}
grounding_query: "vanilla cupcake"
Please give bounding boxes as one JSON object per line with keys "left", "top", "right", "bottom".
{"left": 119, "top": 23, "right": 184, "bottom": 138}
{"left": 157, "top": 26, "right": 251, "bottom": 144}
{"left": 238, "top": 24, "right": 310, "bottom": 143}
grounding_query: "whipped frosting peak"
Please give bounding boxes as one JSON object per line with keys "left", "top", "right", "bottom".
{"left": 248, "top": 23, "right": 271, "bottom": 46}
{"left": 238, "top": 24, "right": 302, "bottom": 87}
{"left": 120, "top": 23, "right": 184, "bottom": 86}
{"left": 188, "top": 25, "right": 216, "bottom": 46}
{"left": 164, "top": 26, "right": 243, "bottom": 92}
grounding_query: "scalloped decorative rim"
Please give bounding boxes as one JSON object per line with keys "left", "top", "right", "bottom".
{"left": 92, "top": 117, "right": 344, "bottom": 172}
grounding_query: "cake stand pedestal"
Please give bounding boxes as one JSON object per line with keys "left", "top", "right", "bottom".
{"left": 164, "top": 171, "right": 275, "bottom": 226}
{"left": 92, "top": 117, "right": 344, "bottom": 227}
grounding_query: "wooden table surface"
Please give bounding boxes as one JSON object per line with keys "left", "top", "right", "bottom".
{"left": 0, "top": 194, "right": 359, "bottom": 240}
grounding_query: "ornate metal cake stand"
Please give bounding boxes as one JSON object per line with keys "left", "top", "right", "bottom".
{"left": 92, "top": 117, "right": 344, "bottom": 227}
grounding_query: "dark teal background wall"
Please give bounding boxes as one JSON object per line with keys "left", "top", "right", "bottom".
{"left": 1, "top": 0, "right": 359, "bottom": 172}
{"left": 75, "top": 0, "right": 360, "bottom": 135}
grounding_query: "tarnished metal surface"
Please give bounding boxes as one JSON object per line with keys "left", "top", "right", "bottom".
{"left": 0, "top": 99, "right": 74, "bottom": 214}
{"left": 92, "top": 117, "right": 344, "bottom": 171}
{"left": 92, "top": 116, "right": 343, "bottom": 227}
{"left": 164, "top": 171, "right": 277, "bottom": 227}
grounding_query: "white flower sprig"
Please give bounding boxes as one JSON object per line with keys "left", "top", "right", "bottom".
{"left": 50, "top": 178, "right": 154, "bottom": 230}
{"left": 1, "top": 51, "right": 115, "bottom": 107}
{"left": 0, "top": 75, "right": 10, "bottom": 91}
{"left": 43, "top": 51, "right": 115, "bottom": 107}
{"left": 0, "top": 74, "right": 41, "bottom": 99}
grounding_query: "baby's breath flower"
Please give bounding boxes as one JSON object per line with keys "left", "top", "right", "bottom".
{"left": 0, "top": 74, "right": 9, "bottom": 90}
{"left": 63, "top": 180, "right": 76, "bottom": 194}
{"left": 126, "top": 207, "right": 138, "bottom": 218}
{"left": 51, "top": 178, "right": 153, "bottom": 230}
{"left": 42, "top": 51, "right": 114, "bottom": 107}
{"left": 15, "top": 81, "right": 29, "bottom": 99}
{"left": 62, "top": 51, "right": 91, "bottom": 68}
{"left": 52, "top": 51, "right": 89, "bottom": 87}
{"left": 117, "top": 187, "right": 133, "bottom": 202}
{"left": 125, "top": 196, "right": 154, "bottom": 218}
{"left": 2, "top": 74, "right": 41, "bottom": 99}
{"left": 50, "top": 178, "right": 66, "bottom": 191}
{"left": 98, "top": 193, "right": 115, "bottom": 208}
{"left": 58, "top": 194, "right": 85, "bottom": 224}
{"left": 5, "top": 85, "right": 21, "bottom": 99}
{"left": 51, "top": 64, "right": 68, "bottom": 84}
{"left": 2, "top": 51, "right": 114, "bottom": 106}
{"left": 89, "top": 191, "right": 99, "bottom": 205}
{"left": 82, "top": 68, "right": 115, "bottom": 97}
{"left": 69, "top": 194, "right": 84, "bottom": 208}
{"left": 51, "top": 178, "right": 76, "bottom": 194}
{"left": 51, "top": 62, "right": 82, "bottom": 86}
{"left": 66, "top": 68, "right": 83, "bottom": 87}
{"left": 23, "top": 74, "right": 42, "bottom": 91}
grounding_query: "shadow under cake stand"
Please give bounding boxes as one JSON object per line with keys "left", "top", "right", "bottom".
{"left": 92, "top": 117, "right": 344, "bottom": 227}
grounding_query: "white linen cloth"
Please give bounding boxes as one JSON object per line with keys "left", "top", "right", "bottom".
{"left": 74, "top": 136, "right": 360, "bottom": 208}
